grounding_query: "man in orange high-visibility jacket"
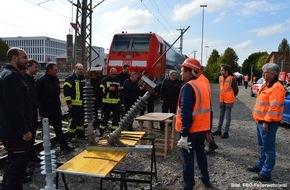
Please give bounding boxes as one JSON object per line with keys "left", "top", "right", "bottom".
{"left": 212, "top": 64, "right": 238, "bottom": 139}
{"left": 197, "top": 67, "right": 218, "bottom": 154}
{"left": 247, "top": 63, "right": 285, "bottom": 182}
{"left": 175, "top": 58, "right": 212, "bottom": 189}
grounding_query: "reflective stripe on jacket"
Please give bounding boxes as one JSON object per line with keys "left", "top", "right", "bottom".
{"left": 100, "top": 76, "right": 120, "bottom": 104}
{"left": 219, "top": 75, "right": 235, "bottom": 103}
{"left": 252, "top": 80, "right": 285, "bottom": 123}
{"left": 175, "top": 79, "right": 211, "bottom": 133}
{"left": 63, "top": 73, "right": 86, "bottom": 106}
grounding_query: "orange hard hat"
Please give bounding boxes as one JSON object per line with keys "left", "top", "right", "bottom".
{"left": 181, "top": 58, "right": 201, "bottom": 73}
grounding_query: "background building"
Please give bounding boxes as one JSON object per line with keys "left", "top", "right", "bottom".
{"left": 1, "top": 36, "right": 106, "bottom": 74}
{"left": 2, "top": 36, "right": 66, "bottom": 70}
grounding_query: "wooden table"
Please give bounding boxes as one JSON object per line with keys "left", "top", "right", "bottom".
{"left": 135, "top": 113, "right": 175, "bottom": 158}
{"left": 57, "top": 131, "right": 145, "bottom": 178}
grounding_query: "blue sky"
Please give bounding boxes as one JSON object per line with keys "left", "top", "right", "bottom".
{"left": 1, "top": 0, "right": 290, "bottom": 65}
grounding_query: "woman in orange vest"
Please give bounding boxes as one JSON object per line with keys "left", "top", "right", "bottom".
{"left": 244, "top": 74, "right": 249, "bottom": 89}
{"left": 213, "top": 64, "right": 239, "bottom": 139}
{"left": 175, "top": 58, "right": 212, "bottom": 189}
{"left": 248, "top": 63, "right": 285, "bottom": 182}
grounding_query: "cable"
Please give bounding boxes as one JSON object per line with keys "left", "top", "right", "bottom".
{"left": 148, "top": 0, "right": 176, "bottom": 30}
{"left": 164, "top": 0, "right": 183, "bottom": 27}
{"left": 139, "top": 0, "right": 170, "bottom": 34}
{"left": 24, "top": 0, "right": 71, "bottom": 20}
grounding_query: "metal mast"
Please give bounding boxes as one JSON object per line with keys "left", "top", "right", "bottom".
{"left": 72, "top": 0, "right": 92, "bottom": 70}
{"left": 177, "top": 28, "right": 185, "bottom": 55}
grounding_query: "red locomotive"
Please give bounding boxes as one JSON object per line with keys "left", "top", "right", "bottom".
{"left": 105, "top": 32, "right": 185, "bottom": 85}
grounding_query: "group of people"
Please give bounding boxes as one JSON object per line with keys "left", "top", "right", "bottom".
{"left": 0, "top": 47, "right": 285, "bottom": 189}
{"left": 0, "top": 47, "right": 76, "bottom": 189}
{"left": 176, "top": 58, "right": 285, "bottom": 189}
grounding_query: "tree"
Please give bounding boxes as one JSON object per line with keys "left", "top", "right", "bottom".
{"left": 0, "top": 38, "right": 9, "bottom": 62}
{"left": 278, "top": 38, "right": 290, "bottom": 52}
{"left": 241, "top": 51, "right": 268, "bottom": 79}
{"left": 205, "top": 49, "right": 220, "bottom": 82}
{"left": 219, "top": 47, "right": 239, "bottom": 72}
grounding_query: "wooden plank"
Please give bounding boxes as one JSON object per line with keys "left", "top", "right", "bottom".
{"left": 57, "top": 131, "right": 145, "bottom": 178}
{"left": 135, "top": 113, "right": 174, "bottom": 122}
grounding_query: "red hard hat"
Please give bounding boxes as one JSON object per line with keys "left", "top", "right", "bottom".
{"left": 182, "top": 58, "right": 201, "bottom": 72}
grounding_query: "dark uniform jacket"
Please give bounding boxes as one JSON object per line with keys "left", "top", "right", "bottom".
{"left": 63, "top": 73, "right": 86, "bottom": 106}
{"left": 36, "top": 74, "right": 62, "bottom": 117}
{"left": 117, "top": 72, "right": 130, "bottom": 86}
{"left": 123, "top": 78, "right": 140, "bottom": 107}
{"left": 0, "top": 65, "right": 32, "bottom": 139}
{"left": 100, "top": 76, "right": 121, "bottom": 103}
{"left": 91, "top": 74, "right": 104, "bottom": 105}
{"left": 160, "top": 78, "right": 183, "bottom": 103}
{"left": 25, "top": 73, "right": 38, "bottom": 126}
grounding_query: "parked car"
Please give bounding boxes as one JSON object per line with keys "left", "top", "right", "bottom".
{"left": 250, "top": 77, "right": 265, "bottom": 97}
{"left": 282, "top": 86, "right": 290, "bottom": 125}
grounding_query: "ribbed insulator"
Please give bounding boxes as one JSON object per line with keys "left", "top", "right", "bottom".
{"left": 40, "top": 118, "right": 56, "bottom": 190}
{"left": 83, "top": 80, "right": 97, "bottom": 145}
{"left": 83, "top": 80, "right": 95, "bottom": 123}
{"left": 106, "top": 91, "right": 151, "bottom": 146}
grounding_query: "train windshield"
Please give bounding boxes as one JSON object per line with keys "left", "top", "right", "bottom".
{"left": 111, "top": 35, "right": 150, "bottom": 52}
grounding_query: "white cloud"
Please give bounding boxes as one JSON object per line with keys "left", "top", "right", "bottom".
{"left": 212, "top": 11, "right": 227, "bottom": 23}
{"left": 172, "top": 0, "right": 236, "bottom": 22}
{"left": 251, "top": 24, "right": 283, "bottom": 37}
{"left": 233, "top": 40, "right": 252, "bottom": 50}
{"left": 99, "top": 7, "right": 152, "bottom": 33}
{"left": 238, "top": 0, "right": 288, "bottom": 16}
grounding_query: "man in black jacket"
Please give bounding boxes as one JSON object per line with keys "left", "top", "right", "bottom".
{"left": 0, "top": 47, "right": 32, "bottom": 190}
{"left": 123, "top": 72, "right": 143, "bottom": 130}
{"left": 36, "top": 62, "right": 73, "bottom": 151}
{"left": 25, "top": 59, "right": 41, "bottom": 163}
{"left": 159, "top": 70, "right": 183, "bottom": 130}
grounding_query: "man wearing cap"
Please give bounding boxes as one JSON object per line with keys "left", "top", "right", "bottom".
{"left": 0, "top": 47, "right": 33, "bottom": 189}
{"left": 175, "top": 58, "right": 212, "bottom": 189}
{"left": 159, "top": 70, "right": 182, "bottom": 131}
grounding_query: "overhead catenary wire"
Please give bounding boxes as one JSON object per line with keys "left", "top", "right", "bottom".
{"left": 139, "top": 0, "right": 171, "bottom": 35}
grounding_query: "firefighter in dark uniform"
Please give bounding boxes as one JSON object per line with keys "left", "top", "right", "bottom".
{"left": 117, "top": 64, "right": 130, "bottom": 117}
{"left": 0, "top": 47, "right": 33, "bottom": 189}
{"left": 99, "top": 67, "right": 122, "bottom": 136}
{"left": 89, "top": 65, "right": 105, "bottom": 129}
{"left": 64, "top": 63, "right": 86, "bottom": 141}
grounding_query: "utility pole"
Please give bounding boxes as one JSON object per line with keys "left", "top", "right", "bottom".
{"left": 200, "top": 4, "right": 207, "bottom": 65}
{"left": 177, "top": 28, "right": 185, "bottom": 55}
{"left": 193, "top": 50, "right": 198, "bottom": 59}
{"left": 70, "top": 0, "right": 104, "bottom": 70}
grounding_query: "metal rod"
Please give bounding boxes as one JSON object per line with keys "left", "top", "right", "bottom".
{"left": 151, "top": 26, "right": 190, "bottom": 69}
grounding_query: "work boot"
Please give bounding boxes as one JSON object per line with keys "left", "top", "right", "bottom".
{"left": 76, "top": 130, "right": 86, "bottom": 139}
{"left": 22, "top": 176, "right": 32, "bottom": 184}
{"left": 212, "top": 130, "right": 221, "bottom": 136}
{"left": 61, "top": 145, "right": 75, "bottom": 152}
{"left": 99, "top": 128, "right": 106, "bottom": 137}
{"left": 206, "top": 142, "right": 218, "bottom": 155}
{"left": 221, "top": 132, "right": 229, "bottom": 139}
{"left": 66, "top": 132, "right": 76, "bottom": 141}
{"left": 247, "top": 166, "right": 261, "bottom": 173}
